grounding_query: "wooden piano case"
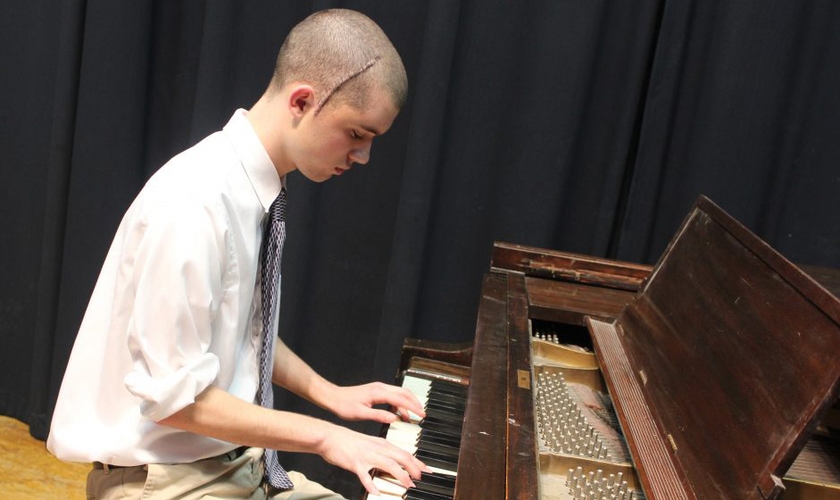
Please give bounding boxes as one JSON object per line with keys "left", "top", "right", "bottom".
{"left": 388, "top": 196, "right": 839, "bottom": 500}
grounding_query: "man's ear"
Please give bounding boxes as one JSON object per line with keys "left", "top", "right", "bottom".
{"left": 288, "top": 85, "right": 316, "bottom": 118}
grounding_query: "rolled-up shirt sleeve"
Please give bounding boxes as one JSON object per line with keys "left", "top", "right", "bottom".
{"left": 122, "top": 200, "right": 230, "bottom": 422}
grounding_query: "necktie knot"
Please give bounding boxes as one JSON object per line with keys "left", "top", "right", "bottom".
{"left": 270, "top": 188, "right": 286, "bottom": 223}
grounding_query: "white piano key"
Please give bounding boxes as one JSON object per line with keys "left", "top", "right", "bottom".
{"left": 402, "top": 375, "right": 432, "bottom": 388}
{"left": 385, "top": 436, "right": 417, "bottom": 454}
{"left": 402, "top": 375, "right": 432, "bottom": 398}
{"left": 385, "top": 420, "right": 421, "bottom": 445}
{"left": 386, "top": 420, "right": 421, "bottom": 434}
{"left": 372, "top": 476, "right": 408, "bottom": 496}
{"left": 427, "top": 464, "right": 458, "bottom": 477}
{"left": 401, "top": 375, "right": 432, "bottom": 423}
{"left": 365, "top": 492, "right": 402, "bottom": 500}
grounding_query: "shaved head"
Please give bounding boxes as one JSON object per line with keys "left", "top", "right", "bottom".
{"left": 270, "top": 9, "right": 407, "bottom": 113}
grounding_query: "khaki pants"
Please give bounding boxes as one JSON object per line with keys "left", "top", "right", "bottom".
{"left": 85, "top": 447, "right": 347, "bottom": 500}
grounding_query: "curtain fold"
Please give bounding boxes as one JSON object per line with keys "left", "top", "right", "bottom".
{"left": 618, "top": 0, "right": 840, "bottom": 265}
{"left": 373, "top": 0, "right": 463, "bottom": 379}
{"left": 2, "top": 0, "right": 85, "bottom": 438}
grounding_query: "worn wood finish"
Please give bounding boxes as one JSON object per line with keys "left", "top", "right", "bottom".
{"left": 525, "top": 275, "right": 637, "bottom": 325}
{"left": 398, "top": 338, "right": 473, "bottom": 378}
{"left": 452, "top": 273, "right": 509, "bottom": 500}
{"left": 404, "top": 357, "right": 471, "bottom": 385}
{"left": 800, "top": 264, "right": 840, "bottom": 299}
{"left": 600, "top": 197, "right": 840, "bottom": 499}
{"left": 491, "top": 242, "right": 652, "bottom": 292}
{"left": 377, "top": 198, "right": 840, "bottom": 500}
{"left": 589, "top": 317, "right": 694, "bottom": 500}
{"left": 505, "top": 273, "right": 539, "bottom": 500}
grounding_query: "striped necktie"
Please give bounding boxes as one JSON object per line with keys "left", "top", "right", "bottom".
{"left": 258, "top": 188, "right": 294, "bottom": 490}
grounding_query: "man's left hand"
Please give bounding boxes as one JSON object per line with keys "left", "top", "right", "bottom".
{"left": 325, "top": 382, "right": 426, "bottom": 424}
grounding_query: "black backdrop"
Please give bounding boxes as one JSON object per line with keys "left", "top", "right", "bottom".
{"left": 2, "top": 0, "right": 839, "bottom": 496}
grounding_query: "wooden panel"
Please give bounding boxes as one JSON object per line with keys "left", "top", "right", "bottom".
{"left": 614, "top": 197, "right": 840, "bottom": 500}
{"left": 491, "top": 242, "right": 652, "bottom": 291}
{"left": 506, "top": 273, "right": 539, "bottom": 500}
{"left": 398, "top": 338, "right": 473, "bottom": 378}
{"left": 525, "top": 276, "right": 637, "bottom": 325}
{"left": 589, "top": 317, "right": 694, "bottom": 500}
{"left": 454, "top": 273, "right": 509, "bottom": 500}
{"left": 800, "top": 264, "right": 840, "bottom": 299}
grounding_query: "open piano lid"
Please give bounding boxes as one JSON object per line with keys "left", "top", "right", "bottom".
{"left": 587, "top": 196, "right": 840, "bottom": 500}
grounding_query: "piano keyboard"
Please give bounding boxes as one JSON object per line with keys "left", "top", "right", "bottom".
{"left": 367, "top": 375, "right": 467, "bottom": 500}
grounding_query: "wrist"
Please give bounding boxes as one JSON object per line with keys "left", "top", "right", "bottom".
{"left": 309, "top": 377, "right": 340, "bottom": 411}
{"left": 312, "top": 419, "right": 343, "bottom": 457}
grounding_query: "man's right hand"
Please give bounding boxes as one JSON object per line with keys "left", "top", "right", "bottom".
{"left": 317, "top": 423, "right": 427, "bottom": 495}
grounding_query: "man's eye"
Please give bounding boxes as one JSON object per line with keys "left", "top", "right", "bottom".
{"left": 351, "top": 130, "right": 364, "bottom": 140}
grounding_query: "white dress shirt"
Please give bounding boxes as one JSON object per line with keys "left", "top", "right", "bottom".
{"left": 48, "top": 110, "right": 283, "bottom": 465}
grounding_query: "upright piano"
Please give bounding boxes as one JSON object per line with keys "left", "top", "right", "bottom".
{"left": 367, "top": 196, "right": 840, "bottom": 500}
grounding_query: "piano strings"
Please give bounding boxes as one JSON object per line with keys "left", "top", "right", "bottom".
{"left": 533, "top": 320, "right": 645, "bottom": 500}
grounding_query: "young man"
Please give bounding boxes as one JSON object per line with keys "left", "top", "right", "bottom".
{"left": 48, "top": 9, "right": 426, "bottom": 499}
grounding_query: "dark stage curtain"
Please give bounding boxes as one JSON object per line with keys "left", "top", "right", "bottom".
{"left": 2, "top": 0, "right": 838, "bottom": 496}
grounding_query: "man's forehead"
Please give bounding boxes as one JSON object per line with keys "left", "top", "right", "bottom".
{"left": 337, "top": 97, "right": 399, "bottom": 135}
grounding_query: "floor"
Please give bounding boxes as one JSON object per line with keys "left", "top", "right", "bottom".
{"left": 0, "top": 416, "right": 89, "bottom": 499}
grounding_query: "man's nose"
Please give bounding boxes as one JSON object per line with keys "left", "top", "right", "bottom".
{"left": 349, "top": 144, "right": 371, "bottom": 165}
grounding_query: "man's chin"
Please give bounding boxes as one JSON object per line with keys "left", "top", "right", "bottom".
{"left": 299, "top": 170, "right": 333, "bottom": 183}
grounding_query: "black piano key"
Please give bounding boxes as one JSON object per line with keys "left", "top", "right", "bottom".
{"left": 420, "top": 412, "right": 461, "bottom": 427}
{"left": 425, "top": 399, "right": 465, "bottom": 416}
{"left": 418, "top": 429, "right": 461, "bottom": 449}
{"left": 425, "top": 400, "right": 465, "bottom": 415}
{"left": 429, "top": 378, "right": 467, "bottom": 391}
{"left": 423, "top": 411, "right": 459, "bottom": 421}
{"left": 419, "top": 419, "right": 462, "bottom": 438}
{"left": 426, "top": 395, "right": 465, "bottom": 410}
{"left": 419, "top": 420, "right": 462, "bottom": 439}
{"left": 426, "top": 405, "right": 464, "bottom": 416}
{"left": 429, "top": 381, "right": 468, "bottom": 399}
{"left": 416, "top": 439, "right": 460, "bottom": 458}
{"left": 421, "top": 418, "right": 462, "bottom": 435}
{"left": 414, "top": 457, "right": 457, "bottom": 473}
{"left": 419, "top": 472, "right": 456, "bottom": 487}
{"left": 415, "top": 447, "right": 458, "bottom": 464}
{"left": 426, "top": 391, "right": 466, "bottom": 407}
{"left": 405, "top": 491, "right": 452, "bottom": 500}
{"left": 426, "top": 392, "right": 466, "bottom": 406}
{"left": 412, "top": 477, "right": 456, "bottom": 498}
{"left": 415, "top": 450, "right": 458, "bottom": 471}
{"left": 427, "top": 386, "right": 467, "bottom": 402}
{"left": 424, "top": 410, "right": 464, "bottom": 428}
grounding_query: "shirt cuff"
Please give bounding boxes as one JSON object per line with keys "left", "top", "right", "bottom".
{"left": 124, "top": 353, "right": 220, "bottom": 421}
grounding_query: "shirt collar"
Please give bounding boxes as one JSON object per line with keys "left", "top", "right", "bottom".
{"left": 222, "top": 109, "right": 284, "bottom": 213}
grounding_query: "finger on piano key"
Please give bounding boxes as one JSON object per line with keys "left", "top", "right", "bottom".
{"left": 373, "top": 374, "right": 464, "bottom": 499}
{"left": 410, "top": 472, "right": 456, "bottom": 498}
{"left": 385, "top": 421, "right": 421, "bottom": 449}
{"left": 373, "top": 475, "right": 410, "bottom": 497}
{"left": 402, "top": 376, "right": 432, "bottom": 396}
{"left": 371, "top": 472, "right": 457, "bottom": 500}
{"left": 401, "top": 376, "right": 432, "bottom": 423}
{"left": 405, "top": 491, "right": 452, "bottom": 500}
